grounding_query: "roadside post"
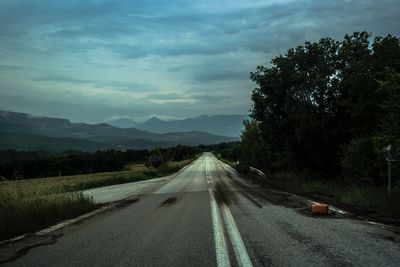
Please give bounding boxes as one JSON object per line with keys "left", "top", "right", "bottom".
{"left": 149, "top": 154, "right": 163, "bottom": 169}
{"left": 384, "top": 145, "right": 398, "bottom": 195}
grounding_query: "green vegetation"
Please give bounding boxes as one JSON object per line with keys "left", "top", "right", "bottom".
{"left": 265, "top": 173, "right": 400, "bottom": 218}
{"left": 242, "top": 32, "right": 400, "bottom": 180}
{"left": 0, "top": 149, "right": 149, "bottom": 180}
{"left": 222, "top": 155, "right": 400, "bottom": 218}
{"left": 221, "top": 32, "right": 400, "bottom": 217}
{"left": 0, "top": 190, "right": 94, "bottom": 242}
{"left": 0, "top": 145, "right": 201, "bottom": 180}
{"left": 0, "top": 160, "right": 192, "bottom": 241}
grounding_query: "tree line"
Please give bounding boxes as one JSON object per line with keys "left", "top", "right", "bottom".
{"left": 238, "top": 32, "right": 400, "bottom": 186}
{"left": 0, "top": 144, "right": 235, "bottom": 180}
{"left": 0, "top": 149, "right": 147, "bottom": 180}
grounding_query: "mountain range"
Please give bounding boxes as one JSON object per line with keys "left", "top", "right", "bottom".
{"left": 0, "top": 111, "right": 239, "bottom": 151}
{"left": 107, "top": 114, "right": 247, "bottom": 137}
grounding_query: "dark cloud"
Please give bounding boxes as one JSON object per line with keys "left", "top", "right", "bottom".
{"left": 1, "top": 0, "right": 398, "bottom": 57}
{"left": 191, "top": 94, "right": 229, "bottom": 104}
{"left": 110, "top": 42, "right": 229, "bottom": 59}
{"left": 0, "top": 64, "right": 24, "bottom": 71}
{"left": 32, "top": 75, "right": 93, "bottom": 84}
{"left": 194, "top": 70, "right": 248, "bottom": 82}
{"left": 145, "top": 93, "right": 182, "bottom": 100}
{"left": 0, "top": 0, "right": 398, "bottom": 122}
{"left": 191, "top": 57, "right": 252, "bottom": 83}
{"left": 32, "top": 75, "right": 155, "bottom": 92}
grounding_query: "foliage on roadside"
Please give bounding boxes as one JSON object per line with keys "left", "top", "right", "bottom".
{"left": 0, "top": 149, "right": 149, "bottom": 180}
{"left": 264, "top": 172, "right": 400, "bottom": 219}
{"left": 239, "top": 32, "right": 400, "bottom": 187}
{"left": 0, "top": 191, "right": 94, "bottom": 241}
{"left": 217, "top": 32, "right": 400, "bottom": 218}
{"left": 0, "top": 144, "right": 200, "bottom": 181}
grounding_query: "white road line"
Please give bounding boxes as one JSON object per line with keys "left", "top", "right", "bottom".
{"left": 206, "top": 158, "right": 211, "bottom": 177}
{"left": 207, "top": 155, "right": 253, "bottom": 267}
{"left": 221, "top": 203, "right": 253, "bottom": 267}
{"left": 208, "top": 188, "right": 231, "bottom": 267}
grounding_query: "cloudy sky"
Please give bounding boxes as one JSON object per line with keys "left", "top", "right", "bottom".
{"left": 0, "top": 0, "right": 399, "bottom": 123}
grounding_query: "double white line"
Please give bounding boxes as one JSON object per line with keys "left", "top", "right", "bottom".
{"left": 206, "top": 157, "right": 253, "bottom": 267}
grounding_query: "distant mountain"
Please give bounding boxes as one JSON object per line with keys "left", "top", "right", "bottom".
{"left": 106, "top": 118, "right": 138, "bottom": 129}
{"left": 134, "top": 114, "right": 247, "bottom": 137}
{"left": 0, "top": 111, "right": 237, "bottom": 151}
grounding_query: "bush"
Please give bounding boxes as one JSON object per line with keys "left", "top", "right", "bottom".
{"left": 236, "top": 163, "right": 249, "bottom": 173}
{"left": 341, "top": 137, "right": 386, "bottom": 186}
{"left": 340, "top": 186, "right": 400, "bottom": 215}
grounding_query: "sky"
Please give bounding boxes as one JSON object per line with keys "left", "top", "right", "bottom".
{"left": 0, "top": 0, "right": 399, "bottom": 123}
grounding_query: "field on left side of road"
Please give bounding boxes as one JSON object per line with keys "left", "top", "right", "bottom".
{"left": 0, "top": 160, "right": 192, "bottom": 241}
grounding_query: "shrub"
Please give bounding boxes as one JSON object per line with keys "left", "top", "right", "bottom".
{"left": 236, "top": 163, "right": 249, "bottom": 173}
{"left": 341, "top": 137, "right": 387, "bottom": 186}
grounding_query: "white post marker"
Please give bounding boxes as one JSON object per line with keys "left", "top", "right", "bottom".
{"left": 388, "top": 160, "right": 392, "bottom": 195}
{"left": 385, "top": 144, "right": 398, "bottom": 195}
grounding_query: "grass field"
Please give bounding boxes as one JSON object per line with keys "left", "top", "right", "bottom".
{"left": 0, "top": 159, "right": 192, "bottom": 241}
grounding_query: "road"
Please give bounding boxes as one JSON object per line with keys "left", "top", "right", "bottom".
{"left": 82, "top": 176, "right": 170, "bottom": 204}
{"left": 3, "top": 153, "right": 400, "bottom": 266}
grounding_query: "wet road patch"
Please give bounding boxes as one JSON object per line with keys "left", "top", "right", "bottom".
{"left": 215, "top": 182, "right": 235, "bottom": 206}
{"left": 114, "top": 197, "right": 139, "bottom": 208}
{"left": 160, "top": 197, "right": 178, "bottom": 206}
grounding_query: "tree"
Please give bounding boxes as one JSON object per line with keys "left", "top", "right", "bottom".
{"left": 379, "top": 69, "right": 400, "bottom": 140}
{"left": 240, "top": 120, "right": 270, "bottom": 170}
{"left": 244, "top": 32, "right": 400, "bottom": 182}
{"left": 250, "top": 37, "right": 343, "bottom": 174}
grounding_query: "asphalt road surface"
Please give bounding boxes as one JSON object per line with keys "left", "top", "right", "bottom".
{"left": 3, "top": 153, "right": 400, "bottom": 266}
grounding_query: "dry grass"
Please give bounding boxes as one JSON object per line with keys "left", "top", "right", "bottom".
{"left": 124, "top": 163, "right": 148, "bottom": 172}
{"left": 0, "top": 188, "right": 95, "bottom": 241}
{"left": 0, "top": 160, "right": 192, "bottom": 241}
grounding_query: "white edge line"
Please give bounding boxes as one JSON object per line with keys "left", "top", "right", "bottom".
{"left": 0, "top": 234, "right": 27, "bottom": 246}
{"left": 0, "top": 203, "right": 119, "bottom": 246}
{"left": 37, "top": 205, "right": 112, "bottom": 235}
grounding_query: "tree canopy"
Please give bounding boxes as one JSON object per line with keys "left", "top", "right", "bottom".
{"left": 241, "top": 32, "right": 400, "bottom": 185}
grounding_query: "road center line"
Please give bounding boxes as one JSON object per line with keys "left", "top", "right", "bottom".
{"left": 208, "top": 186, "right": 231, "bottom": 267}
{"left": 207, "top": 157, "right": 231, "bottom": 267}
{"left": 207, "top": 156, "right": 253, "bottom": 267}
{"left": 221, "top": 203, "right": 253, "bottom": 267}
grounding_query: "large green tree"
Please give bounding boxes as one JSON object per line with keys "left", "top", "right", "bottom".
{"left": 243, "top": 32, "right": 400, "bottom": 182}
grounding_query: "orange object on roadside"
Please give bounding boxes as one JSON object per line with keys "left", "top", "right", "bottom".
{"left": 311, "top": 203, "right": 329, "bottom": 215}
